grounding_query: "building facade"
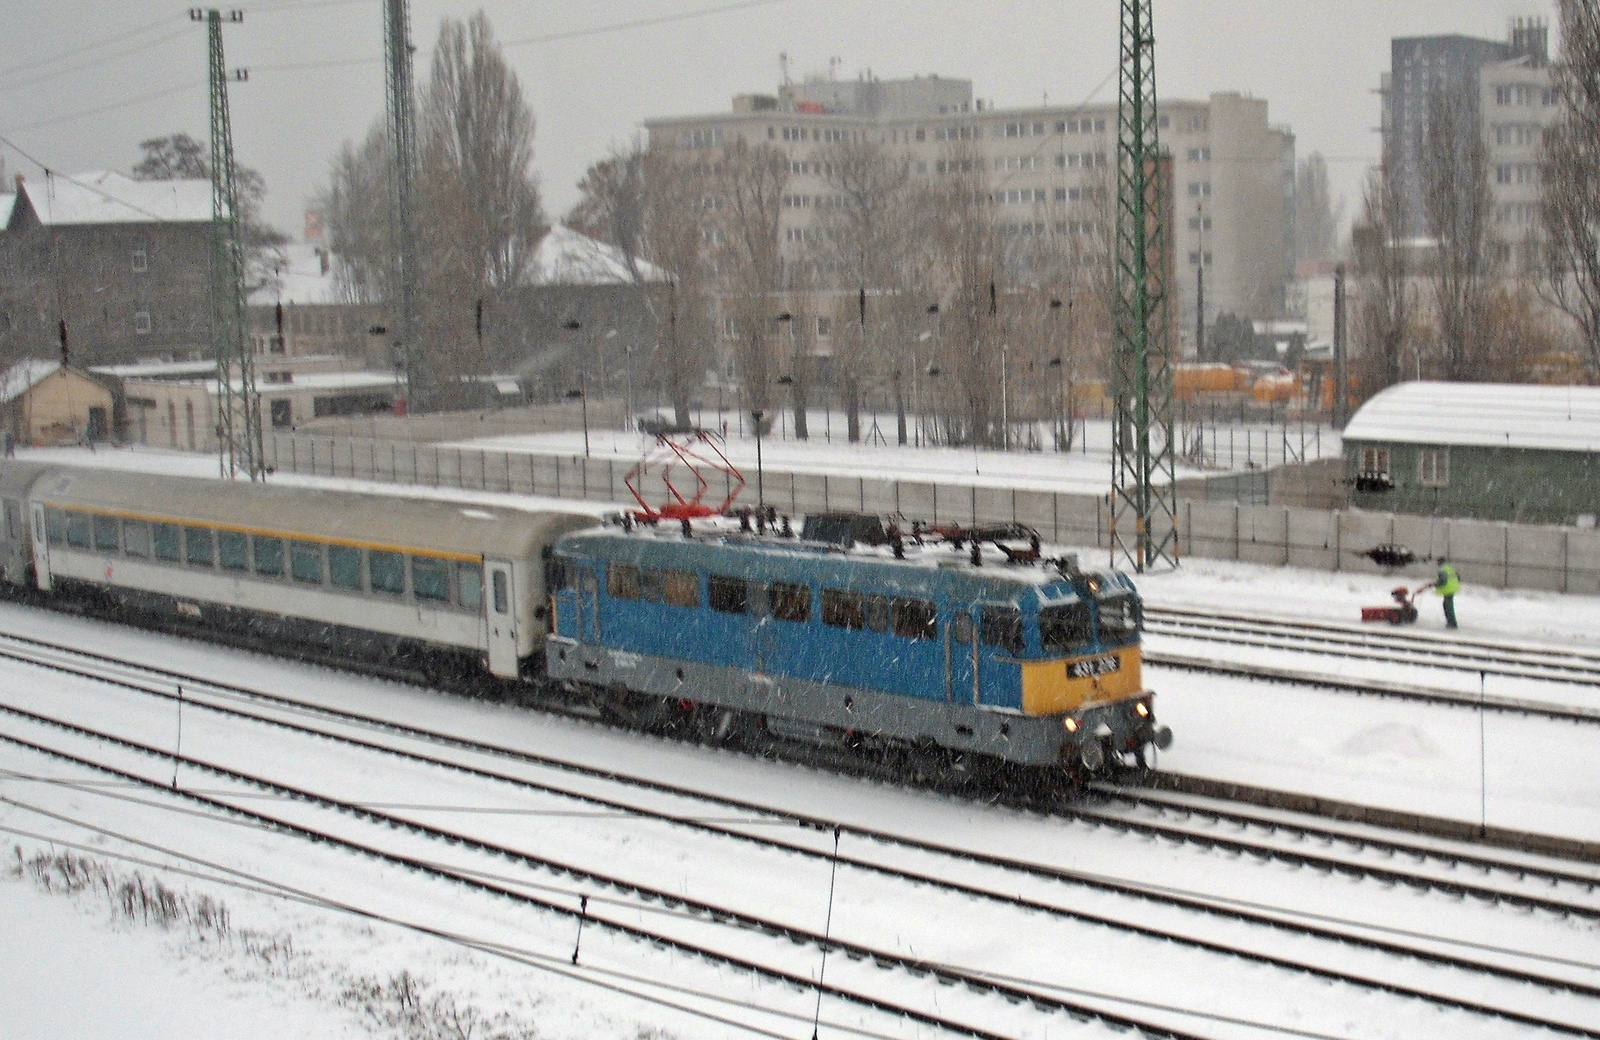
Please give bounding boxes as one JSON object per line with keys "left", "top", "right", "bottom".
{"left": 0, "top": 172, "right": 213, "bottom": 368}
{"left": 645, "top": 75, "right": 1295, "bottom": 357}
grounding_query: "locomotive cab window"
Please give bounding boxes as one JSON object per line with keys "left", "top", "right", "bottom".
{"left": 217, "top": 530, "right": 249, "bottom": 571}
{"left": 980, "top": 606, "right": 1025, "bottom": 654}
{"left": 1096, "top": 594, "right": 1141, "bottom": 647}
{"left": 951, "top": 611, "right": 974, "bottom": 645}
{"left": 252, "top": 536, "right": 284, "bottom": 577}
{"left": 92, "top": 515, "right": 120, "bottom": 553}
{"left": 370, "top": 550, "right": 405, "bottom": 595}
{"left": 1040, "top": 602, "right": 1092, "bottom": 653}
{"left": 457, "top": 563, "right": 483, "bottom": 610}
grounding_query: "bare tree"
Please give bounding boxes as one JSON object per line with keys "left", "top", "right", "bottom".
{"left": 1296, "top": 152, "right": 1345, "bottom": 267}
{"left": 1540, "top": 0, "right": 1600, "bottom": 373}
{"left": 319, "top": 125, "right": 394, "bottom": 306}
{"left": 1352, "top": 159, "right": 1413, "bottom": 394}
{"left": 807, "top": 136, "right": 915, "bottom": 442}
{"left": 132, "top": 132, "right": 287, "bottom": 284}
{"left": 709, "top": 137, "right": 789, "bottom": 430}
{"left": 1421, "top": 90, "right": 1498, "bottom": 379}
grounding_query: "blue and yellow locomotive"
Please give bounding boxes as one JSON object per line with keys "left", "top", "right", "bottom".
{"left": 547, "top": 514, "right": 1170, "bottom": 779}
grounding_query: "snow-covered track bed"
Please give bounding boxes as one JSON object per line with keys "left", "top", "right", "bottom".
{"left": 1144, "top": 606, "right": 1600, "bottom": 721}
{"left": 1, "top": 636, "right": 1599, "bottom": 1037}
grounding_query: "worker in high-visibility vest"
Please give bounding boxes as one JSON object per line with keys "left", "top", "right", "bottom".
{"left": 1418, "top": 558, "right": 1461, "bottom": 629}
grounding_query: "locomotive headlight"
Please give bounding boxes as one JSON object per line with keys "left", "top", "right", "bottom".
{"left": 1064, "top": 717, "right": 1079, "bottom": 733}
{"left": 1135, "top": 702, "right": 1149, "bottom": 718}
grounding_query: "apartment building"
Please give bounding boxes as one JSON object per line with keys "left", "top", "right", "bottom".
{"left": 645, "top": 74, "right": 1295, "bottom": 357}
{"left": 1480, "top": 38, "right": 1559, "bottom": 271}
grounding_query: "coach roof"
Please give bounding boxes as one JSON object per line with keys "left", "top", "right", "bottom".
{"left": 29, "top": 467, "right": 596, "bottom": 560}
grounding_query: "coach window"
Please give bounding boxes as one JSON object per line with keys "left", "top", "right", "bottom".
{"left": 951, "top": 611, "right": 974, "bottom": 645}
{"left": 328, "top": 545, "right": 362, "bottom": 590}
{"left": 412, "top": 556, "right": 450, "bottom": 601}
{"left": 184, "top": 527, "right": 215, "bottom": 568}
{"left": 980, "top": 606, "right": 1025, "bottom": 654}
{"left": 638, "top": 566, "right": 663, "bottom": 603}
{"left": 891, "top": 598, "right": 938, "bottom": 641}
{"left": 457, "top": 562, "right": 482, "bottom": 610}
{"left": 65, "top": 512, "right": 91, "bottom": 549}
{"left": 217, "top": 530, "right": 249, "bottom": 572}
{"left": 252, "top": 536, "right": 284, "bottom": 577}
{"left": 44, "top": 508, "right": 66, "bottom": 546}
{"left": 492, "top": 569, "right": 509, "bottom": 614}
{"left": 92, "top": 515, "right": 120, "bottom": 553}
{"left": 866, "top": 594, "right": 889, "bottom": 634}
{"left": 769, "top": 581, "right": 811, "bottom": 623}
{"left": 821, "top": 588, "right": 865, "bottom": 630}
{"left": 662, "top": 568, "right": 700, "bottom": 608}
{"left": 607, "top": 562, "right": 641, "bottom": 600}
{"left": 708, "top": 574, "right": 748, "bottom": 614}
{"left": 291, "top": 540, "right": 324, "bottom": 584}
{"left": 152, "top": 523, "right": 181, "bottom": 562}
{"left": 122, "top": 521, "right": 151, "bottom": 558}
{"left": 369, "top": 550, "right": 405, "bottom": 595}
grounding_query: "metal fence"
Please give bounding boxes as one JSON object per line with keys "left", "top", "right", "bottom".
{"left": 263, "top": 432, "right": 1600, "bottom": 596}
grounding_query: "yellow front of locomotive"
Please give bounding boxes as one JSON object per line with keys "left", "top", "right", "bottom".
{"left": 1020, "top": 572, "right": 1169, "bottom": 774}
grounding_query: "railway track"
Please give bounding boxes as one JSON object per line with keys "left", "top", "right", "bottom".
{"left": 1144, "top": 605, "right": 1600, "bottom": 722}
{"left": 0, "top": 631, "right": 1597, "bottom": 1037}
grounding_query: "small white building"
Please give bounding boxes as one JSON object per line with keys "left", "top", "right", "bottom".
{"left": 121, "top": 371, "right": 400, "bottom": 451}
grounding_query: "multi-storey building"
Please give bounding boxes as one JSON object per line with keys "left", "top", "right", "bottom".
{"left": 1381, "top": 19, "right": 1550, "bottom": 236}
{"left": 645, "top": 75, "right": 1294, "bottom": 359}
{"left": 1479, "top": 32, "right": 1559, "bottom": 271}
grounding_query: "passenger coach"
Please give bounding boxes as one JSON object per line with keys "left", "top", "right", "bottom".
{"left": 5, "top": 466, "right": 597, "bottom": 679}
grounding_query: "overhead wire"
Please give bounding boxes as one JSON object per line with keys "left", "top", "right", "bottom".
{"left": 0, "top": 26, "right": 195, "bottom": 95}
{"left": 0, "top": 13, "right": 185, "bottom": 85}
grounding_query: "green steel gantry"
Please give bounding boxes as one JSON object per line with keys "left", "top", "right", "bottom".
{"left": 1111, "top": 0, "right": 1179, "bottom": 572}
{"left": 195, "top": 7, "right": 262, "bottom": 479}
{"left": 384, "top": 0, "right": 421, "bottom": 409}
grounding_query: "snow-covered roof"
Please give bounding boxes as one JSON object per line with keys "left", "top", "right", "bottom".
{"left": 249, "top": 242, "right": 348, "bottom": 307}
{"left": 528, "top": 223, "right": 669, "bottom": 286}
{"left": 0, "top": 360, "right": 63, "bottom": 405}
{"left": 1343, "top": 381, "right": 1600, "bottom": 453}
{"left": 20, "top": 170, "right": 213, "bottom": 226}
{"left": 124, "top": 371, "right": 396, "bottom": 397}
{"left": 90, "top": 360, "right": 219, "bottom": 380}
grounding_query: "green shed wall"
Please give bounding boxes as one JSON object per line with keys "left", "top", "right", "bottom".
{"left": 1345, "top": 440, "right": 1600, "bottom": 524}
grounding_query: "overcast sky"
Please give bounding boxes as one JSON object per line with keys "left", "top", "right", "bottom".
{"left": 0, "top": 0, "right": 1555, "bottom": 241}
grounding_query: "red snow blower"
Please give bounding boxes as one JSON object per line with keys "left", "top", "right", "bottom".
{"left": 1361, "top": 586, "right": 1419, "bottom": 625}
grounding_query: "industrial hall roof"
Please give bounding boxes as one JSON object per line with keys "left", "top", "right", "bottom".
{"left": 6, "top": 171, "right": 214, "bottom": 228}
{"left": 1343, "top": 380, "right": 1600, "bottom": 454}
{"left": 528, "top": 223, "right": 669, "bottom": 286}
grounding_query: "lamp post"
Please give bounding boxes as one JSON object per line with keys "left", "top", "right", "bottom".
{"left": 1049, "top": 297, "right": 1065, "bottom": 451}
{"left": 913, "top": 330, "right": 932, "bottom": 448}
{"left": 773, "top": 311, "right": 806, "bottom": 440}
{"left": 751, "top": 408, "right": 766, "bottom": 511}
{"left": 565, "top": 388, "right": 589, "bottom": 457}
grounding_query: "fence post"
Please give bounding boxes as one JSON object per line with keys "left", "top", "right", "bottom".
{"left": 1234, "top": 502, "right": 1241, "bottom": 561}
{"left": 1503, "top": 525, "right": 1510, "bottom": 590}
{"left": 1333, "top": 511, "right": 1341, "bottom": 572}
{"left": 1284, "top": 507, "right": 1291, "bottom": 567}
{"left": 1564, "top": 530, "right": 1570, "bottom": 594}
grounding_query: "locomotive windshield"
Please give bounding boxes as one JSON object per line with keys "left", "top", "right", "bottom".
{"left": 1095, "top": 592, "right": 1141, "bottom": 647}
{"left": 1039, "top": 602, "right": 1092, "bottom": 654}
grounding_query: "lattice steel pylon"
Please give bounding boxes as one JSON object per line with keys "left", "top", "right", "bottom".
{"left": 195, "top": 8, "right": 263, "bottom": 480}
{"left": 1110, "top": 0, "right": 1178, "bottom": 572}
{"left": 384, "top": 0, "right": 421, "bottom": 409}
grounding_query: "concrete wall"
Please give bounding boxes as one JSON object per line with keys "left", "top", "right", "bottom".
{"left": 261, "top": 431, "right": 1600, "bottom": 596}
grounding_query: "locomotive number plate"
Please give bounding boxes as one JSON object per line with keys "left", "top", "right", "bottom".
{"left": 1067, "top": 654, "right": 1120, "bottom": 680}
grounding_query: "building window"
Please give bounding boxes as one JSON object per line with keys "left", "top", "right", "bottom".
{"left": 721, "top": 317, "right": 737, "bottom": 340}
{"left": 1360, "top": 447, "right": 1391, "bottom": 476}
{"left": 1418, "top": 448, "right": 1449, "bottom": 487}
{"left": 1187, "top": 182, "right": 1212, "bottom": 198}
{"left": 131, "top": 249, "right": 148, "bottom": 273}
{"left": 134, "top": 311, "right": 152, "bottom": 334}
{"left": 815, "top": 316, "right": 832, "bottom": 338}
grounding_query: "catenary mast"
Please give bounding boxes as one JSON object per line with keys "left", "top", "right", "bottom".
{"left": 384, "top": 0, "right": 421, "bottom": 410}
{"left": 1110, "top": 0, "right": 1179, "bottom": 571}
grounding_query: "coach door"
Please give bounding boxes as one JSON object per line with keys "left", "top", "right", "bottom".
{"left": 485, "top": 559, "right": 518, "bottom": 677}
{"left": 29, "top": 502, "right": 50, "bottom": 592}
{"left": 945, "top": 608, "right": 978, "bottom": 704}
